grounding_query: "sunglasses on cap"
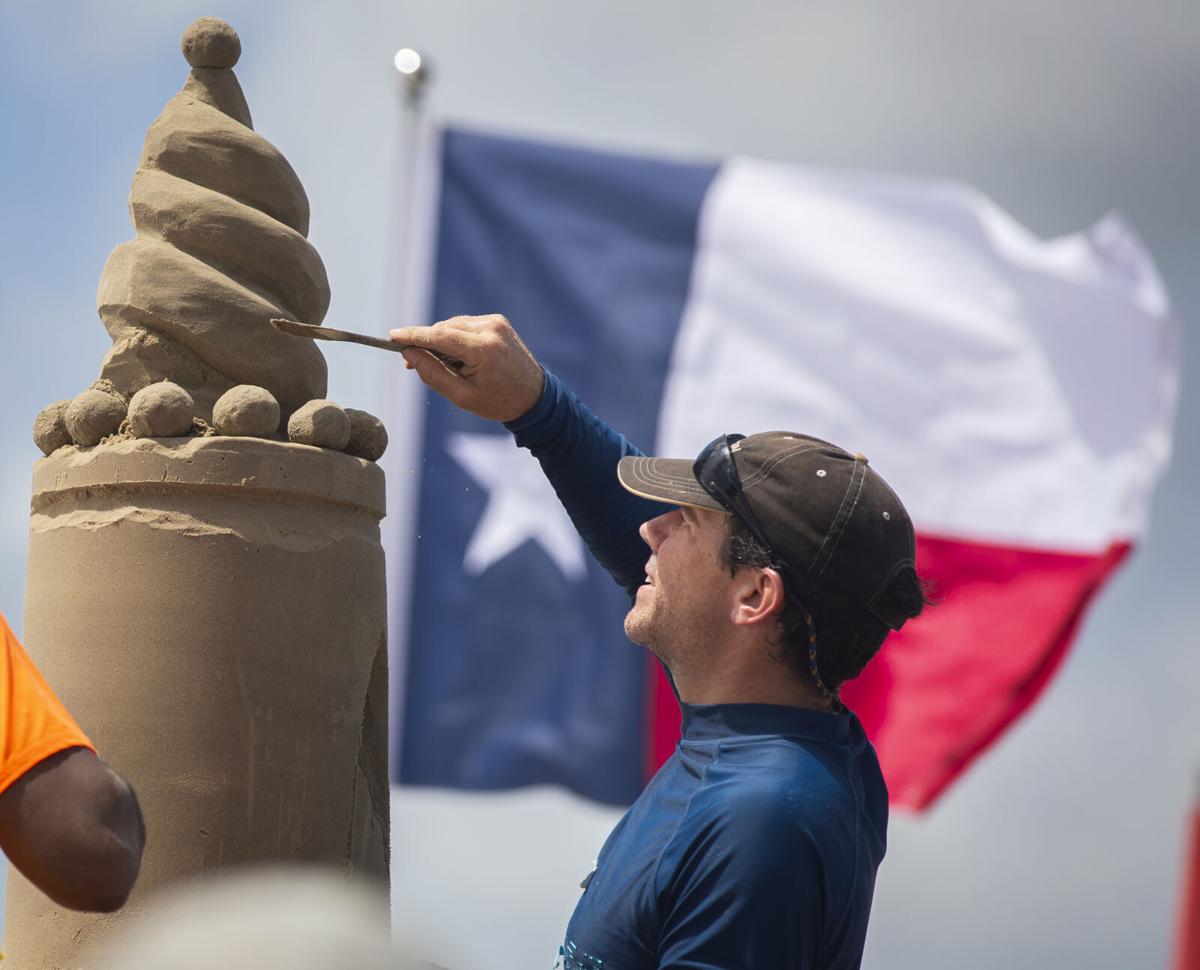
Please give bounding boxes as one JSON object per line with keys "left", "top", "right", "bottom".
{"left": 693, "top": 433, "right": 778, "bottom": 560}
{"left": 691, "top": 431, "right": 922, "bottom": 632}
{"left": 692, "top": 433, "right": 845, "bottom": 707}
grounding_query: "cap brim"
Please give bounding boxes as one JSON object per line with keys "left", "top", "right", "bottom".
{"left": 616, "top": 456, "right": 726, "bottom": 512}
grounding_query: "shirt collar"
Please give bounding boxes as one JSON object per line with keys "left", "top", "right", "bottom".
{"left": 680, "top": 702, "right": 865, "bottom": 749}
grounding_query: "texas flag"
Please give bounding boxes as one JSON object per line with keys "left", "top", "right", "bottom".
{"left": 392, "top": 126, "right": 1178, "bottom": 811}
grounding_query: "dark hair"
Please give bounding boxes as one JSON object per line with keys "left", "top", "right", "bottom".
{"left": 721, "top": 516, "right": 926, "bottom": 692}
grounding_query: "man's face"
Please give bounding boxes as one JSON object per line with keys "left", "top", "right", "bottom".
{"left": 624, "top": 505, "right": 736, "bottom": 667}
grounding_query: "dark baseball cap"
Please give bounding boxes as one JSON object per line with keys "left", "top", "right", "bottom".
{"left": 617, "top": 432, "right": 923, "bottom": 631}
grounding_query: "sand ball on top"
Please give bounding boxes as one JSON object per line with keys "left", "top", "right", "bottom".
{"left": 33, "top": 400, "right": 74, "bottom": 456}
{"left": 181, "top": 17, "right": 241, "bottom": 69}
{"left": 288, "top": 400, "right": 350, "bottom": 450}
{"left": 213, "top": 385, "right": 280, "bottom": 438}
{"left": 344, "top": 409, "right": 388, "bottom": 462}
{"left": 65, "top": 385, "right": 127, "bottom": 446}
{"left": 128, "top": 382, "right": 195, "bottom": 438}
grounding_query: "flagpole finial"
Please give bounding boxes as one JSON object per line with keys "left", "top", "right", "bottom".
{"left": 394, "top": 48, "right": 430, "bottom": 107}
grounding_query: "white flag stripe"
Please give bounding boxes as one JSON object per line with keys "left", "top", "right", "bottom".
{"left": 659, "top": 158, "right": 1179, "bottom": 554}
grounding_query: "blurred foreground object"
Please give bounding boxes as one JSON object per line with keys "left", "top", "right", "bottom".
{"left": 395, "top": 126, "right": 1179, "bottom": 811}
{"left": 93, "top": 868, "right": 434, "bottom": 970}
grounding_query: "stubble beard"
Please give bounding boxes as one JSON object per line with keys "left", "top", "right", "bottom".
{"left": 623, "top": 595, "right": 654, "bottom": 648}
{"left": 625, "top": 588, "right": 675, "bottom": 667}
{"left": 628, "top": 583, "right": 686, "bottom": 672}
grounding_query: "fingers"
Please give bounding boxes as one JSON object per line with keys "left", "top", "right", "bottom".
{"left": 390, "top": 315, "right": 504, "bottom": 359}
{"left": 392, "top": 314, "right": 542, "bottom": 422}
{"left": 402, "top": 348, "right": 470, "bottom": 402}
{"left": 391, "top": 327, "right": 478, "bottom": 360}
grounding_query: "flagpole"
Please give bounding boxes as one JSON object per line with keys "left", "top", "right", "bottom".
{"left": 1174, "top": 769, "right": 1200, "bottom": 970}
{"left": 382, "top": 46, "right": 439, "bottom": 795}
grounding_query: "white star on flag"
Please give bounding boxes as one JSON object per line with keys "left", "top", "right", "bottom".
{"left": 444, "top": 432, "right": 588, "bottom": 581}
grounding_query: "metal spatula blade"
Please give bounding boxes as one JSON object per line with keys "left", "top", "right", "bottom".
{"left": 271, "top": 318, "right": 464, "bottom": 372}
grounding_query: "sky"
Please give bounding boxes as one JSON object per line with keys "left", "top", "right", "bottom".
{"left": 1, "top": 2, "right": 1198, "bottom": 967}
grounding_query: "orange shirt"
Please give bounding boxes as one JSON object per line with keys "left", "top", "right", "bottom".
{"left": 0, "top": 613, "right": 93, "bottom": 796}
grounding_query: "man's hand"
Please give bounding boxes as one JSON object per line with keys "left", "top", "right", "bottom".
{"left": 390, "top": 315, "right": 545, "bottom": 423}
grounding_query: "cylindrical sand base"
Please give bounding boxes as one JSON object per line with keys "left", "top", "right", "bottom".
{"left": 4, "top": 436, "right": 389, "bottom": 968}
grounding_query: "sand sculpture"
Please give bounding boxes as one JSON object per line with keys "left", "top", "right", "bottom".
{"left": 8, "top": 18, "right": 391, "bottom": 967}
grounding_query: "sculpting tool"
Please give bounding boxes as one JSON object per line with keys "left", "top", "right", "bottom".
{"left": 270, "top": 318, "right": 465, "bottom": 373}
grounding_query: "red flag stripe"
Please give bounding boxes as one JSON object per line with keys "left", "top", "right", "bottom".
{"left": 1174, "top": 796, "right": 1200, "bottom": 970}
{"left": 645, "top": 654, "right": 681, "bottom": 782}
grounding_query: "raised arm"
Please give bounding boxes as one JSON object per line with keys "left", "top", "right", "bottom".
{"left": 392, "top": 315, "right": 666, "bottom": 593}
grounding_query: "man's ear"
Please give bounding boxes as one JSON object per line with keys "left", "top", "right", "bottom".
{"left": 730, "top": 567, "right": 786, "bottom": 628}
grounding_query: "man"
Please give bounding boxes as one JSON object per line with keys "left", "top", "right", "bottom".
{"left": 0, "top": 611, "right": 144, "bottom": 911}
{"left": 392, "top": 315, "right": 926, "bottom": 969}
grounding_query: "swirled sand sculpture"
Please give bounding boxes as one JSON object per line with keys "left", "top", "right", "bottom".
{"left": 99, "top": 17, "right": 328, "bottom": 420}
{"left": 31, "top": 16, "right": 387, "bottom": 460}
{"left": 9, "top": 19, "right": 390, "bottom": 967}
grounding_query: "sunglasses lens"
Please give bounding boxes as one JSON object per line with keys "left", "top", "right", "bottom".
{"left": 694, "top": 435, "right": 774, "bottom": 556}
{"left": 693, "top": 435, "right": 739, "bottom": 500}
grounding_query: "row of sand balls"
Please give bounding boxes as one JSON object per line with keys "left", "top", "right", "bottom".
{"left": 214, "top": 385, "right": 388, "bottom": 459}
{"left": 33, "top": 381, "right": 387, "bottom": 462}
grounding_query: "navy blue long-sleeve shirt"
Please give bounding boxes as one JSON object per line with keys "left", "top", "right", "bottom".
{"left": 506, "top": 370, "right": 889, "bottom": 970}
